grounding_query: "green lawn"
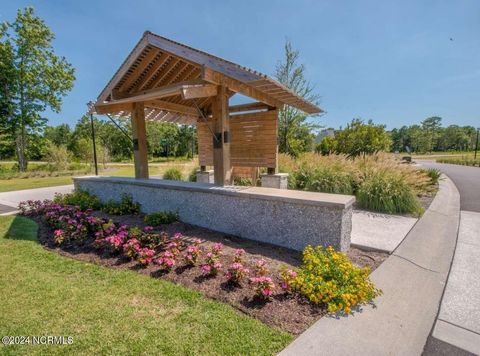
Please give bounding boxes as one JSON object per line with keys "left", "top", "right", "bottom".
{"left": 0, "top": 160, "right": 198, "bottom": 193}
{"left": 0, "top": 216, "right": 291, "bottom": 355}
{"left": 0, "top": 176, "right": 76, "bottom": 193}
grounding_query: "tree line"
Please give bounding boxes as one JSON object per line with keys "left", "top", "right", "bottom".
{"left": 390, "top": 116, "right": 477, "bottom": 153}
{"left": 0, "top": 115, "right": 196, "bottom": 165}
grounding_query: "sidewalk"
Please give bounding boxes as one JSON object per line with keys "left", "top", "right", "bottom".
{"left": 431, "top": 211, "right": 480, "bottom": 354}
{"left": 0, "top": 185, "right": 73, "bottom": 214}
{"left": 280, "top": 175, "right": 460, "bottom": 356}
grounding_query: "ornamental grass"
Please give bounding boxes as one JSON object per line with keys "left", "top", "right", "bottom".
{"left": 280, "top": 153, "right": 432, "bottom": 214}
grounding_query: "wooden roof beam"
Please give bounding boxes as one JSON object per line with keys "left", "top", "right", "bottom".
{"left": 201, "top": 67, "right": 283, "bottom": 109}
{"left": 144, "top": 99, "right": 199, "bottom": 117}
{"left": 228, "top": 102, "right": 274, "bottom": 113}
{"left": 94, "top": 102, "right": 132, "bottom": 115}
{"left": 181, "top": 84, "right": 217, "bottom": 100}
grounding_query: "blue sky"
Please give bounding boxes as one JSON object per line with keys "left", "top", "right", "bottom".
{"left": 2, "top": 0, "right": 479, "bottom": 130}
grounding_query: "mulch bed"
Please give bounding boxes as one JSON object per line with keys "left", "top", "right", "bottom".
{"left": 32, "top": 212, "right": 388, "bottom": 335}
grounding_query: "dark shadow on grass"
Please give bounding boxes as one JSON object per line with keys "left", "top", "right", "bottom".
{"left": 3, "top": 215, "right": 38, "bottom": 242}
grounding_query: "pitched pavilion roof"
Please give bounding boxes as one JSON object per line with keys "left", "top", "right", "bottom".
{"left": 92, "top": 31, "right": 322, "bottom": 124}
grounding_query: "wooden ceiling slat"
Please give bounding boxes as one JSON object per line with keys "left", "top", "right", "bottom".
{"left": 132, "top": 53, "right": 171, "bottom": 92}
{"left": 158, "top": 61, "right": 188, "bottom": 87}
{"left": 148, "top": 58, "right": 180, "bottom": 88}
{"left": 117, "top": 47, "right": 160, "bottom": 93}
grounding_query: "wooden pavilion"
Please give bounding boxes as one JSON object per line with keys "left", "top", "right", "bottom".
{"left": 91, "top": 31, "right": 322, "bottom": 186}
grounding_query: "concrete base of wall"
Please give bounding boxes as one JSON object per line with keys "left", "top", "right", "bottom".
{"left": 74, "top": 176, "right": 355, "bottom": 252}
{"left": 196, "top": 170, "right": 214, "bottom": 184}
{"left": 261, "top": 173, "right": 289, "bottom": 189}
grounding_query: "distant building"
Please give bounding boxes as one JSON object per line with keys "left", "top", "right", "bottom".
{"left": 316, "top": 129, "right": 336, "bottom": 143}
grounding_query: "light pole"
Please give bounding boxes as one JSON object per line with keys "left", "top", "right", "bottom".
{"left": 475, "top": 127, "right": 480, "bottom": 160}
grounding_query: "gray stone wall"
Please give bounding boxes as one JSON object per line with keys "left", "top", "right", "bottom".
{"left": 74, "top": 176, "right": 355, "bottom": 252}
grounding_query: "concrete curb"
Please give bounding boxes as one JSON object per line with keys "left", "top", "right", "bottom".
{"left": 279, "top": 174, "right": 460, "bottom": 356}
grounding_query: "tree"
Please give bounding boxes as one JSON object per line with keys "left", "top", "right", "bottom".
{"left": 315, "top": 136, "right": 337, "bottom": 155}
{"left": 334, "top": 119, "right": 392, "bottom": 157}
{"left": 44, "top": 123, "right": 72, "bottom": 147}
{"left": 0, "top": 7, "right": 75, "bottom": 171}
{"left": 275, "top": 40, "right": 320, "bottom": 157}
{"left": 421, "top": 116, "right": 442, "bottom": 152}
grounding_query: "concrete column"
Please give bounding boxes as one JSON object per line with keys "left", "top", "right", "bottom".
{"left": 131, "top": 102, "right": 149, "bottom": 179}
{"left": 261, "top": 173, "right": 289, "bottom": 189}
{"left": 196, "top": 170, "right": 214, "bottom": 184}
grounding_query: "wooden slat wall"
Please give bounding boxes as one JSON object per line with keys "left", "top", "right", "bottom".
{"left": 197, "top": 110, "right": 277, "bottom": 168}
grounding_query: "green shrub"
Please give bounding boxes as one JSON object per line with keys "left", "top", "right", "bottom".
{"left": 421, "top": 168, "right": 441, "bottom": 185}
{"left": 54, "top": 190, "right": 102, "bottom": 210}
{"left": 44, "top": 143, "right": 71, "bottom": 171}
{"left": 102, "top": 193, "right": 140, "bottom": 215}
{"left": 188, "top": 167, "right": 198, "bottom": 182}
{"left": 163, "top": 168, "right": 183, "bottom": 181}
{"left": 294, "top": 164, "right": 355, "bottom": 194}
{"left": 144, "top": 211, "right": 179, "bottom": 226}
{"left": 233, "top": 176, "right": 253, "bottom": 186}
{"left": 437, "top": 157, "right": 480, "bottom": 167}
{"left": 289, "top": 246, "right": 382, "bottom": 314}
{"left": 357, "top": 172, "right": 422, "bottom": 214}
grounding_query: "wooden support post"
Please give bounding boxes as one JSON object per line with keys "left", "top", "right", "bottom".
{"left": 212, "top": 85, "right": 231, "bottom": 185}
{"left": 131, "top": 102, "right": 149, "bottom": 179}
{"left": 273, "top": 109, "right": 279, "bottom": 174}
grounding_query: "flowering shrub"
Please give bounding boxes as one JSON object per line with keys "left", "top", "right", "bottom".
{"left": 94, "top": 222, "right": 130, "bottom": 253}
{"left": 137, "top": 227, "right": 167, "bottom": 249}
{"left": 53, "top": 229, "right": 65, "bottom": 245}
{"left": 253, "top": 258, "right": 269, "bottom": 277}
{"left": 155, "top": 251, "right": 176, "bottom": 270}
{"left": 102, "top": 193, "right": 140, "bottom": 215}
{"left": 233, "top": 248, "right": 245, "bottom": 263}
{"left": 19, "top": 200, "right": 101, "bottom": 245}
{"left": 250, "top": 276, "right": 275, "bottom": 300}
{"left": 53, "top": 190, "right": 102, "bottom": 211}
{"left": 212, "top": 242, "right": 223, "bottom": 254}
{"left": 18, "top": 200, "right": 49, "bottom": 215}
{"left": 184, "top": 242, "right": 201, "bottom": 266}
{"left": 280, "top": 267, "right": 298, "bottom": 293}
{"left": 123, "top": 238, "right": 141, "bottom": 259}
{"left": 136, "top": 247, "right": 155, "bottom": 266}
{"left": 225, "top": 262, "right": 249, "bottom": 285}
{"left": 201, "top": 244, "right": 223, "bottom": 276}
{"left": 291, "top": 246, "right": 382, "bottom": 314}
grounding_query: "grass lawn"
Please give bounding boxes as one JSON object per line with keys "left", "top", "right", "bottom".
{"left": 0, "top": 215, "right": 291, "bottom": 355}
{"left": 396, "top": 151, "right": 475, "bottom": 160}
{"left": 0, "top": 176, "right": 75, "bottom": 193}
{"left": 0, "top": 160, "right": 198, "bottom": 193}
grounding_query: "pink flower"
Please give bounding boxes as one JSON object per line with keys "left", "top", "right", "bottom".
{"left": 261, "top": 288, "right": 273, "bottom": 297}
{"left": 143, "top": 226, "right": 154, "bottom": 233}
{"left": 201, "top": 264, "right": 211, "bottom": 274}
{"left": 212, "top": 243, "right": 223, "bottom": 254}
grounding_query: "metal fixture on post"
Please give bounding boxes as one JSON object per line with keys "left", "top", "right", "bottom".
{"left": 90, "top": 112, "right": 98, "bottom": 176}
{"left": 475, "top": 127, "right": 480, "bottom": 160}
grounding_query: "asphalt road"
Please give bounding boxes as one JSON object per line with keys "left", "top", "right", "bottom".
{"left": 420, "top": 160, "right": 479, "bottom": 356}
{"left": 418, "top": 160, "right": 480, "bottom": 212}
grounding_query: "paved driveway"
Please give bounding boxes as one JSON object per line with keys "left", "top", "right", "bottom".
{"left": 418, "top": 160, "right": 480, "bottom": 212}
